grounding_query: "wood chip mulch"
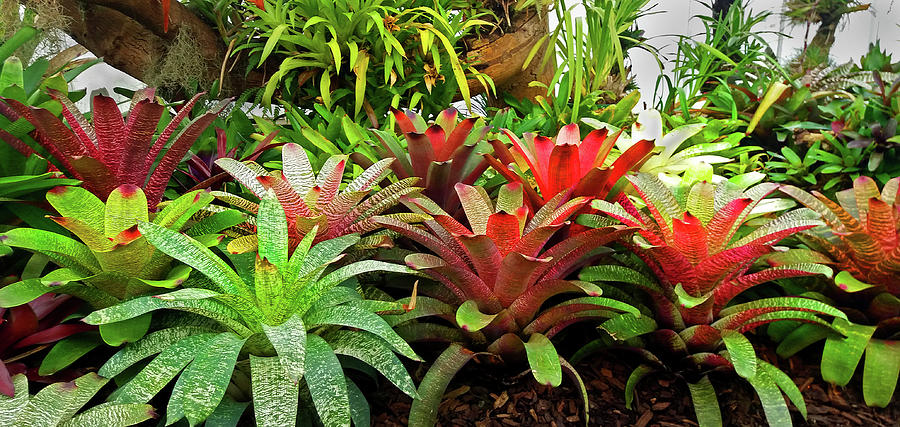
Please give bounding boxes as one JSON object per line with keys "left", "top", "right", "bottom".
{"left": 368, "top": 346, "right": 899, "bottom": 426}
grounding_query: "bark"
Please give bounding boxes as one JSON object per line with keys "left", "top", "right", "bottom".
{"left": 54, "top": 0, "right": 264, "bottom": 97}
{"left": 466, "top": 9, "right": 554, "bottom": 105}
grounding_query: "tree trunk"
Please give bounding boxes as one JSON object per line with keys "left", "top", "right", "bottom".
{"left": 465, "top": 9, "right": 555, "bottom": 105}
{"left": 55, "top": 0, "right": 264, "bottom": 97}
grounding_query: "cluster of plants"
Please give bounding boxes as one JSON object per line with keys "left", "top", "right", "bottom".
{"left": 0, "top": 0, "right": 897, "bottom": 426}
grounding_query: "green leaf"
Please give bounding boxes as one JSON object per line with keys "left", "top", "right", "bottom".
{"left": 59, "top": 402, "right": 155, "bottom": 427}
{"left": 834, "top": 271, "right": 876, "bottom": 293}
{"left": 674, "top": 283, "right": 711, "bottom": 308}
{"left": 112, "top": 333, "right": 216, "bottom": 404}
{"left": 138, "top": 221, "right": 250, "bottom": 298}
{"left": 262, "top": 314, "right": 306, "bottom": 383}
{"left": 625, "top": 365, "right": 654, "bottom": 410}
{"left": 862, "top": 339, "right": 900, "bottom": 408}
{"left": 0, "top": 278, "right": 50, "bottom": 307}
{"left": 326, "top": 330, "right": 417, "bottom": 398}
{"left": 171, "top": 332, "right": 246, "bottom": 426}
{"left": 304, "top": 304, "right": 419, "bottom": 361}
{"left": 255, "top": 256, "right": 284, "bottom": 320}
{"left": 260, "top": 24, "right": 288, "bottom": 66}
{"left": 722, "top": 330, "right": 756, "bottom": 379}
{"left": 822, "top": 319, "right": 876, "bottom": 386}
{"left": 523, "top": 333, "right": 562, "bottom": 387}
{"left": 408, "top": 344, "right": 474, "bottom": 427}
{"left": 138, "top": 264, "right": 191, "bottom": 289}
{"left": 686, "top": 376, "right": 722, "bottom": 427}
{"left": 257, "top": 192, "right": 289, "bottom": 272}
{"left": 104, "top": 186, "right": 148, "bottom": 238}
{"left": 747, "top": 361, "right": 793, "bottom": 427}
{"left": 99, "top": 313, "right": 151, "bottom": 346}
{"left": 39, "top": 332, "right": 101, "bottom": 376}
{"left": 758, "top": 360, "right": 807, "bottom": 419}
{"left": 45, "top": 186, "right": 105, "bottom": 232}
{"left": 455, "top": 300, "right": 497, "bottom": 332}
{"left": 204, "top": 396, "right": 248, "bottom": 427}
{"left": 0, "top": 228, "right": 100, "bottom": 273}
{"left": 250, "top": 355, "right": 299, "bottom": 427}
{"left": 600, "top": 313, "right": 657, "bottom": 341}
{"left": 346, "top": 379, "right": 370, "bottom": 427}
{"left": 304, "top": 334, "right": 350, "bottom": 427}
{"left": 99, "top": 326, "right": 212, "bottom": 378}
{"left": 0, "top": 374, "right": 28, "bottom": 425}
{"left": 775, "top": 323, "right": 829, "bottom": 358}
{"left": 18, "top": 373, "right": 108, "bottom": 427}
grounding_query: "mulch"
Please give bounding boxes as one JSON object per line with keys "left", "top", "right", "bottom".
{"left": 369, "top": 345, "right": 900, "bottom": 426}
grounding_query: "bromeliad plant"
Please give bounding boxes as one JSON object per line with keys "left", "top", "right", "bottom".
{"left": 375, "top": 182, "right": 639, "bottom": 425}
{"left": 373, "top": 107, "right": 491, "bottom": 213}
{"left": 83, "top": 193, "right": 419, "bottom": 426}
{"left": 485, "top": 123, "right": 655, "bottom": 212}
{"left": 0, "top": 185, "right": 239, "bottom": 350}
{"left": 0, "top": 373, "right": 156, "bottom": 426}
{"left": 776, "top": 176, "right": 900, "bottom": 407}
{"left": 0, "top": 89, "right": 223, "bottom": 208}
{"left": 577, "top": 174, "right": 845, "bottom": 426}
{"left": 214, "top": 142, "right": 423, "bottom": 252}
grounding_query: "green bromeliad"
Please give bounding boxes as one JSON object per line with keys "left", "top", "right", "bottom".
{"left": 82, "top": 191, "right": 420, "bottom": 426}
{"left": 0, "top": 184, "right": 238, "bottom": 362}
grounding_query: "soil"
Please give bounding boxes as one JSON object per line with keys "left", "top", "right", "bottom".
{"left": 369, "top": 345, "right": 900, "bottom": 426}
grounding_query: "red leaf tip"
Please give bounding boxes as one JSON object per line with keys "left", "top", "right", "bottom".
{"left": 116, "top": 184, "right": 141, "bottom": 198}
{"left": 48, "top": 186, "right": 69, "bottom": 195}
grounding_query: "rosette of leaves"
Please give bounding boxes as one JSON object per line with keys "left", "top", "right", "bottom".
{"left": 0, "top": 185, "right": 239, "bottom": 357}
{"left": 577, "top": 174, "right": 844, "bottom": 426}
{"left": 214, "top": 142, "right": 423, "bottom": 253}
{"left": 0, "top": 88, "right": 223, "bottom": 208}
{"left": 372, "top": 107, "right": 491, "bottom": 213}
{"left": 485, "top": 123, "right": 654, "bottom": 212}
{"left": 775, "top": 176, "right": 900, "bottom": 407}
{"left": 83, "top": 192, "right": 419, "bottom": 426}
{"left": 0, "top": 373, "right": 156, "bottom": 426}
{"left": 375, "top": 182, "right": 639, "bottom": 425}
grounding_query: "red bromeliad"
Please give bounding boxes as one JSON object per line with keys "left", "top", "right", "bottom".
{"left": 777, "top": 177, "right": 900, "bottom": 407}
{"left": 485, "top": 124, "right": 655, "bottom": 211}
{"left": 0, "top": 89, "right": 223, "bottom": 208}
{"left": 375, "top": 182, "right": 638, "bottom": 425}
{"left": 589, "top": 173, "right": 835, "bottom": 326}
{"left": 214, "top": 142, "right": 424, "bottom": 253}
{"left": 373, "top": 108, "right": 491, "bottom": 213}
{"left": 576, "top": 174, "right": 845, "bottom": 425}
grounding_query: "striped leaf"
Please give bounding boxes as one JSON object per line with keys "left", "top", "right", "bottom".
{"left": 18, "top": 373, "right": 108, "bottom": 427}
{"left": 138, "top": 221, "right": 250, "bottom": 298}
{"left": 171, "top": 332, "right": 246, "bottom": 426}
{"left": 262, "top": 314, "right": 306, "bottom": 383}
{"left": 721, "top": 330, "right": 756, "bottom": 379}
{"left": 304, "top": 334, "right": 350, "bottom": 427}
{"left": 304, "top": 304, "right": 419, "bottom": 361}
{"left": 257, "top": 192, "right": 289, "bottom": 272}
{"left": 59, "top": 402, "right": 157, "bottom": 427}
{"left": 327, "top": 330, "right": 417, "bottom": 398}
{"left": 822, "top": 319, "right": 876, "bottom": 386}
{"left": 686, "top": 376, "right": 722, "bottom": 427}
{"left": 408, "top": 344, "right": 475, "bottom": 426}
{"left": 0, "top": 374, "right": 28, "bottom": 425}
{"left": 747, "top": 362, "right": 793, "bottom": 427}
{"left": 250, "top": 355, "right": 299, "bottom": 427}
{"left": 111, "top": 333, "right": 216, "bottom": 404}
